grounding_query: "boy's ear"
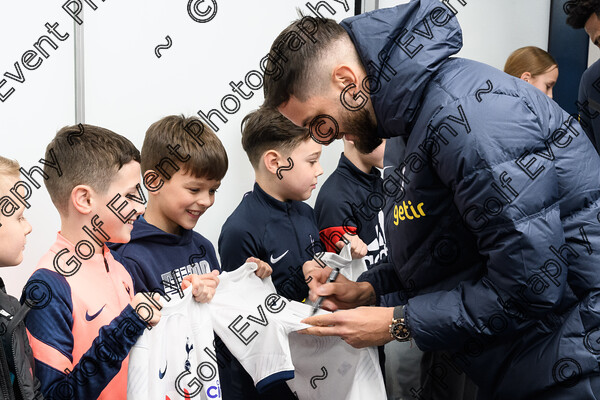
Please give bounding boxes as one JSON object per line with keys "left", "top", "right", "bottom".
{"left": 143, "top": 170, "right": 163, "bottom": 195}
{"left": 263, "top": 150, "right": 283, "bottom": 176}
{"left": 70, "top": 185, "right": 94, "bottom": 215}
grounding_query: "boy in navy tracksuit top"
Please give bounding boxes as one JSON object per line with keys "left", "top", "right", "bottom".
{"left": 219, "top": 182, "right": 320, "bottom": 302}
{"left": 110, "top": 115, "right": 272, "bottom": 399}
{"left": 314, "top": 141, "right": 388, "bottom": 268}
{"left": 219, "top": 107, "right": 326, "bottom": 399}
{"left": 110, "top": 214, "right": 220, "bottom": 296}
{"left": 109, "top": 115, "right": 225, "bottom": 300}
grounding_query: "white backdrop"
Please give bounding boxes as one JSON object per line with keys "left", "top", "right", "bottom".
{"left": 1, "top": 1, "right": 75, "bottom": 297}
{"left": 0, "top": 0, "right": 572, "bottom": 296}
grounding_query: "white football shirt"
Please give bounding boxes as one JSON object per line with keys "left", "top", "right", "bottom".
{"left": 287, "top": 332, "right": 386, "bottom": 400}
{"left": 317, "top": 243, "right": 368, "bottom": 281}
{"left": 208, "top": 262, "right": 310, "bottom": 393}
{"left": 212, "top": 263, "right": 386, "bottom": 399}
{"left": 129, "top": 263, "right": 386, "bottom": 399}
{"left": 128, "top": 287, "right": 221, "bottom": 400}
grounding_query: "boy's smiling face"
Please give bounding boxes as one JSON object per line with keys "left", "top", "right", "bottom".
{"left": 278, "top": 138, "right": 323, "bottom": 201}
{"left": 94, "top": 161, "right": 145, "bottom": 244}
{"left": 0, "top": 176, "right": 32, "bottom": 266}
{"left": 147, "top": 170, "right": 220, "bottom": 235}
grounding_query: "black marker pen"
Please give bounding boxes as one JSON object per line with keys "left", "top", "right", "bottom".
{"left": 311, "top": 267, "right": 340, "bottom": 315}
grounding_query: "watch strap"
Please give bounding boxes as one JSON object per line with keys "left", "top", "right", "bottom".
{"left": 393, "top": 305, "right": 405, "bottom": 320}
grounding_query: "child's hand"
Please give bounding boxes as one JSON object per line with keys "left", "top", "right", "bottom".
{"left": 246, "top": 257, "right": 273, "bottom": 278}
{"left": 182, "top": 270, "right": 220, "bottom": 303}
{"left": 336, "top": 233, "right": 367, "bottom": 259}
{"left": 302, "top": 259, "right": 324, "bottom": 281}
{"left": 131, "top": 293, "right": 162, "bottom": 327}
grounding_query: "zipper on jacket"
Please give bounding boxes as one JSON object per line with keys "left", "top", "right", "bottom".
{"left": 0, "top": 343, "right": 12, "bottom": 400}
{"left": 286, "top": 206, "right": 311, "bottom": 301}
{"left": 5, "top": 302, "right": 32, "bottom": 400}
{"left": 286, "top": 207, "right": 305, "bottom": 262}
{"left": 104, "top": 254, "right": 132, "bottom": 309}
{"left": 11, "top": 330, "right": 25, "bottom": 399}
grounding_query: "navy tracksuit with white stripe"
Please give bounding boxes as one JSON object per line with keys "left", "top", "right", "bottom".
{"left": 218, "top": 182, "right": 321, "bottom": 399}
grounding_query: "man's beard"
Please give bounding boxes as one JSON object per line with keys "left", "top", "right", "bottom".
{"left": 340, "top": 107, "right": 382, "bottom": 154}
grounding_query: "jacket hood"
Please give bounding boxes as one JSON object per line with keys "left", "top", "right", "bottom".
{"left": 340, "top": 0, "right": 463, "bottom": 137}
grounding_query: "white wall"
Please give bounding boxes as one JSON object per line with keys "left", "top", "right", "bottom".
{"left": 366, "top": 0, "right": 552, "bottom": 70}
{"left": 1, "top": 0, "right": 75, "bottom": 297}
{"left": 454, "top": 0, "right": 551, "bottom": 70}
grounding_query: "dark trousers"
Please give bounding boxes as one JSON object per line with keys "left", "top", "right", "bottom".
{"left": 412, "top": 350, "right": 479, "bottom": 400}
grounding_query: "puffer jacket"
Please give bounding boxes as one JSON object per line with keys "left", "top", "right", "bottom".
{"left": 347, "top": 1, "right": 600, "bottom": 398}
{"left": 0, "top": 278, "right": 43, "bottom": 399}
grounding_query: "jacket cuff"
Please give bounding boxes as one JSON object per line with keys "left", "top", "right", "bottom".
{"left": 255, "top": 370, "right": 294, "bottom": 393}
{"left": 124, "top": 304, "right": 151, "bottom": 333}
{"left": 357, "top": 270, "right": 382, "bottom": 297}
{"left": 403, "top": 305, "right": 411, "bottom": 332}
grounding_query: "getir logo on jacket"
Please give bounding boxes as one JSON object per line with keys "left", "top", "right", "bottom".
{"left": 393, "top": 201, "right": 425, "bottom": 225}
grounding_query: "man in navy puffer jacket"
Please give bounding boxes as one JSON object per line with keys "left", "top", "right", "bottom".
{"left": 263, "top": 0, "right": 600, "bottom": 398}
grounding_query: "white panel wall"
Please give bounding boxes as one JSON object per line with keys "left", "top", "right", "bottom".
{"left": 0, "top": 1, "right": 75, "bottom": 296}
{"left": 455, "top": 0, "right": 551, "bottom": 70}
{"left": 369, "top": 0, "right": 552, "bottom": 71}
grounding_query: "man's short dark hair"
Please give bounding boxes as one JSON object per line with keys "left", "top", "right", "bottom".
{"left": 45, "top": 124, "right": 140, "bottom": 214}
{"left": 263, "top": 15, "right": 348, "bottom": 108}
{"left": 566, "top": 0, "right": 600, "bottom": 29}
{"left": 241, "top": 107, "right": 310, "bottom": 168}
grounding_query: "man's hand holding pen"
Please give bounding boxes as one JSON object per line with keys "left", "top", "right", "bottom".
{"left": 301, "top": 260, "right": 377, "bottom": 312}
{"left": 300, "top": 259, "right": 393, "bottom": 348}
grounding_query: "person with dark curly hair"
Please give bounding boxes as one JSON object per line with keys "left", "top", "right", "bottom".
{"left": 566, "top": 0, "right": 600, "bottom": 153}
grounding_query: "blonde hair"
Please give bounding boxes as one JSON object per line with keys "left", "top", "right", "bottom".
{"left": 504, "top": 46, "right": 557, "bottom": 78}
{"left": 0, "top": 156, "right": 19, "bottom": 193}
{"left": 0, "top": 156, "right": 19, "bottom": 179}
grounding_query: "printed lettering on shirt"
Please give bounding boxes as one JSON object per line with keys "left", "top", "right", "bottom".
{"left": 365, "top": 211, "right": 388, "bottom": 266}
{"left": 160, "top": 261, "right": 211, "bottom": 296}
{"left": 393, "top": 201, "right": 426, "bottom": 225}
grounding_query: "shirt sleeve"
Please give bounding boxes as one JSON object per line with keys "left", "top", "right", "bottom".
{"left": 111, "top": 250, "right": 149, "bottom": 294}
{"left": 123, "top": 257, "right": 150, "bottom": 294}
{"left": 357, "top": 262, "right": 402, "bottom": 300}
{"left": 22, "top": 269, "right": 147, "bottom": 399}
{"left": 26, "top": 337, "right": 46, "bottom": 400}
{"left": 203, "top": 240, "right": 222, "bottom": 272}
{"left": 315, "top": 188, "right": 358, "bottom": 253}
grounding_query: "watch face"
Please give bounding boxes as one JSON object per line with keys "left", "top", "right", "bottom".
{"left": 392, "top": 322, "right": 410, "bottom": 340}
